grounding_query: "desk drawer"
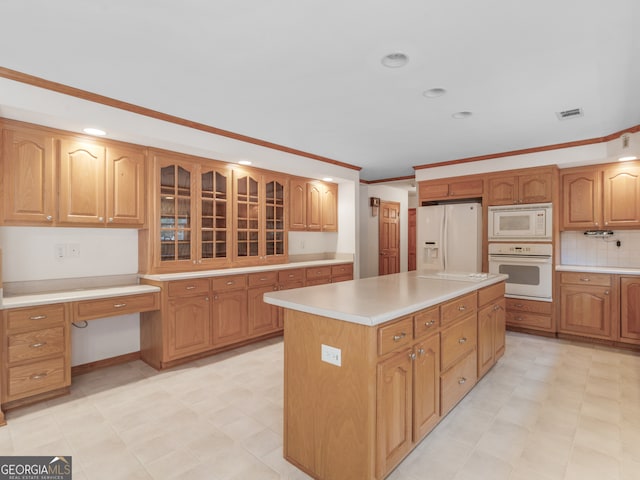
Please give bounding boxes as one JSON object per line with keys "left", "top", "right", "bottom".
{"left": 8, "top": 327, "right": 65, "bottom": 364}
{"left": 440, "top": 314, "right": 477, "bottom": 372}
{"left": 211, "top": 275, "right": 247, "bottom": 292}
{"left": 306, "top": 266, "right": 331, "bottom": 281}
{"left": 441, "top": 292, "right": 477, "bottom": 326}
{"left": 7, "top": 357, "right": 68, "bottom": 400}
{"left": 331, "top": 264, "right": 353, "bottom": 278}
{"left": 75, "top": 292, "right": 160, "bottom": 321}
{"left": 6, "top": 304, "right": 66, "bottom": 332}
{"left": 378, "top": 317, "right": 413, "bottom": 356}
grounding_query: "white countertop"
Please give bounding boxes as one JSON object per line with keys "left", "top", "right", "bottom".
{"left": 1, "top": 285, "right": 161, "bottom": 310}
{"left": 264, "top": 271, "right": 508, "bottom": 326}
{"left": 556, "top": 265, "right": 640, "bottom": 275}
{"left": 140, "top": 258, "right": 351, "bottom": 282}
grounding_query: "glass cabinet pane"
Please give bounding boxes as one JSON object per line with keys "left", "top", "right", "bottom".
{"left": 264, "top": 178, "right": 286, "bottom": 259}
{"left": 200, "top": 169, "right": 228, "bottom": 260}
{"left": 236, "top": 174, "right": 261, "bottom": 259}
{"left": 160, "top": 164, "right": 192, "bottom": 263}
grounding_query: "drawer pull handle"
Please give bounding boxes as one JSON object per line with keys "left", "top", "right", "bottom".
{"left": 113, "top": 303, "right": 127, "bottom": 308}
{"left": 260, "top": 277, "right": 268, "bottom": 281}
{"left": 30, "top": 342, "right": 47, "bottom": 348}
{"left": 393, "top": 332, "right": 407, "bottom": 342}
{"left": 185, "top": 286, "right": 196, "bottom": 290}
{"left": 425, "top": 320, "right": 435, "bottom": 327}
{"left": 288, "top": 274, "right": 294, "bottom": 278}
{"left": 226, "top": 281, "right": 235, "bottom": 285}
{"left": 30, "top": 372, "right": 48, "bottom": 380}
{"left": 458, "top": 305, "right": 466, "bottom": 311}
{"left": 514, "top": 303, "right": 523, "bottom": 308}
{"left": 458, "top": 337, "right": 467, "bottom": 344}
{"left": 29, "top": 315, "right": 48, "bottom": 320}
{"left": 458, "top": 377, "right": 467, "bottom": 385}
{"left": 580, "top": 277, "right": 591, "bottom": 282}
{"left": 516, "top": 316, "right": 523, "bottom": 321}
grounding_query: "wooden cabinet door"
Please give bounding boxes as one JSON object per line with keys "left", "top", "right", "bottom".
{"left": 559, "top": 285, "right": 612, "bottom": 339}
{"left": 106, "top": 145, "right": 145, "bottom": 226}
{"left": 603, "top": 165, "right": 640, "bottom": 228}
{"left": 289, "top": 177, "right": 307, "bottom": 231}
{"left": 234, "top": 169, "right": 263, "bottom": 263}
{"left": 321, "top": 182, "right": 338, "bottom": 231}
{"left": 211, "top": 289, "right": 248, "bottom": 346}
{"left": 562, "top": 168, "right": 602, "bottom": 229}
{"left": 263, "top": 173, "right": 287, "bottom": 263}
{"left": 248, "top": 284, "right": 280, "bottom": 336}
{"left": 448, "top": 179, "right": 483, "bottom": 198}
{"left": 306, "top": 182, "right": 322, "bottom": 231}
{"left": 167, "top": 294, "right": 211, "bottom": 359}
{"left": 620, "top": 277, "right": 640, "bottom": 344}
{"left": 519, "top": 173, "right": 552, "bottom": 204}
{"left": 58, "top": 138, "right": 106, "bottom": 225}
{"left": 487, "top": 176, "right": 517, "bottom": 205}
{"left": 419, "top": 182, "right": 449, "bottom": 201}
{"left": 494, "top": 299, "right": 506, "bottom": 359}
{"left": 199, "top": 164, "right": 232, "bottom": 267}
{"left": 2, "top": 127, "right": 56, "bottom": 224}
{"left": 376, "top": 349, "right": 413, "bottom": 478}
{"left": 413, "top": 336, "right": 440, "bottom": 441}
{"left": 477, "top": 303, "right": 496, "bottom": 378}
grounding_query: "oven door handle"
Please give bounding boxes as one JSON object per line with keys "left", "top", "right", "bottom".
{"left": 489, "top": 255, "right": 552, "bottom": 264}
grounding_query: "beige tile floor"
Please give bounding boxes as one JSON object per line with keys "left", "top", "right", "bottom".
{"left": 1, "top": 332, "right": 639, "bottom": 480}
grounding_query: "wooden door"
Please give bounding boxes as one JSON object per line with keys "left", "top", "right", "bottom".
{"left": 561, "top": 169, "right": 602, "bottom": 229}
{"left": 167, "top": 295, "right": 211, "bottom": 359}
{"left": 199, "top": 164, "right": 231, "bottom": 267}
{"left": 487, "top": 176, "right": 517, "bottom": 205}
{"left": 58, "top": 137, "right": 106, "bottom": 225}
{"left": 519, "top": 173, "right": 552, "bottom": 204}
{"left": 603, "top": 165, "right": 640, "bottom": 228}
{"left": 247, "top": 284, "right": 280, "bottom": 335}
{"left": 2, "top": 127, "right": 56, "bottom": 224}
{"left": 321, "top": 182, "right": 338, "bottom": 231}
{"left": 376, "top": 349, "right": 413, "bottom": 478}
{"left": 234, "top": 169, "right": 263, "bottom": 263}
{"left": 408, "top": 208, "right": 416, "bottom": 271}
{"left": 620, "top": 277, "right": 640, "bottom": 344}
{"left": 379, "top": 201, "right": 400, "bottom": 276}
{"left": 493, "top": 299, "right": 506, "bottom": 359}
{"left": 263, "top": 173, "right": 287, "bottom": 263}
{"left": 211, "top": 289, "right": 248, "bottom": 346}
{"left": 306, "top": 181, "right": 322, "bottom": 231}
{"left": 477, "top": 302, "right": 496, "bottom": 378}
{"left": 413, "top": 335, "right": 440, "bottom": 440}
{"left": 289, "top": 177, "right": 307, "bottom": 230}
{"left": 559, "top": 285, "right": 612, "bottom": 339}
{"left": 106, "top": 145, "right": 145, "bottom": 226}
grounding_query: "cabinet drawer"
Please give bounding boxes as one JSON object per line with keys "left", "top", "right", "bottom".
{"left": 331, "top": 263, "right": 353, "bottom": 278}
{"left": 560, "top": 272, "right": 612, "bottom": 287}
{"left": 440, "top": 350, "right": 477, "bottom": 416}
{"left": 248, "top": 271, "right": 278, "bottom": 286}
{"left": 505, "top": 298, "right": 552, "bottom": 315}
{"left": 506, "top": 311, "right": 553, "bottom": 330}
{"left": 75, "top": 292, "right": 160, "bottom": 321}
{"left": 441, "top": 315, "right": 477, "bottom": 371}
{"left": 414, "top": 307, "right": 439, "bottom": 340}
{"left": 306, "top": 266, "right": 331, "bottom": 280}
{"left": 478, "top": 282, "right": 505, "bottom": 307}
{"left": 167, "top": 278, "right": 210, "bottom": 297}
{"left": 441, "top": 292, "right": 477, "bottom": 326}
{"left": 8, "top": 327, "right": 65, "bottom": 364}
{"left": 278, "top": 268, "right": 305, "bottom": 284}
{"left": 211, "top": 275, "right": 247, "bottom": 292}
{"left": 378, "top": 317, "right": 413, "bottom": 356}
{"left": 7, "top": 357, "right": 68, "bottom": 400}
{"left": 6, "top": 304, "right": 66, "bottom": 332}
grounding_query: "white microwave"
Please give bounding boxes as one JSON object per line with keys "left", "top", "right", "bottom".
{"left": 488, "top": 203, "right": 552, "bottom": 241}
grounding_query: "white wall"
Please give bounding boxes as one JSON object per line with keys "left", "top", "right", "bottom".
{"left": 358, "top": 184, "right": 409, "bottom": 278}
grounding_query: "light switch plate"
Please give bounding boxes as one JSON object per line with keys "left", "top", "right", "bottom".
{"left": 321, "top": 344, "right": 342, "bottom": 367}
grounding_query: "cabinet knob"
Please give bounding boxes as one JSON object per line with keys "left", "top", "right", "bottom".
{"left": 214, "top": 295, "right": 219, "bottom": 300}
{"left": 458, "top": 377, "right": 467, "bottom": 385}
{"left": 393, "top": 332, "right": 407, "bottom": 342}
{"left": 604, "top": 290, "right": 610, "bottom": 295}
{"left": 409, "top": 352, "right": 416, "bottom": 360}
{"left": 418, "top": 348, "right": 425, "bottom": 356}
{"left": 98, "top": 216, "right": 104, "bottom": 222}
{"left": 458, "top": 305, "right": 466, "bottom": 311}
{"left": 108, "top": 217, "right": 114, "bottom": 223}
{"left": 46, "top": 215, "right": 53, "bottom": 221}
{"left": 458, "top": 337, "right": 467, "bottom": 344}
{"left": 595, "top": 222, "right": 599, "bottom": 226}
{"left": 493, "top": 304, "right": 501, "bottom": 311}
{"left": 424, "top": 320, "right": 435, "bottom": 327}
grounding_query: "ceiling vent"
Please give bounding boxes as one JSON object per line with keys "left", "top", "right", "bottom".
{"left": 556, "top": 108, "right": 584, "bottom": 120}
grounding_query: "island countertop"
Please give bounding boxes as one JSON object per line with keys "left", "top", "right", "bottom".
{"left": 264, "top": 271, "right": 507, "bottom": 326}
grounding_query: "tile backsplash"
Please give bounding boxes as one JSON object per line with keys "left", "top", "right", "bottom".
{"left": 560, "top": 230, "right": 640, "bottom": 267}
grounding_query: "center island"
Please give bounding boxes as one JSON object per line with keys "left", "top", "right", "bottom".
{"left": 264, "top": 271, "right": 508, "bottom": 480}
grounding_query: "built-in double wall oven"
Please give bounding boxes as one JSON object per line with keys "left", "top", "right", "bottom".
{"left": 488, "top": 243, "right": 553, "bottom": 301}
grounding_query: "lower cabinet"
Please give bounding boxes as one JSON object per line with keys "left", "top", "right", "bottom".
{"left": 211, "top": 288, "right": 248, "bottom": 347}
{"left": 558, "top": 272, "right": 613, "bottom": 340}
{"left": 167, "top": 294, "right": 211, "bottom": 359}
{"left": 477, "top": 283, "right": 506, "bottom": 379}
{"left": 620, "top": 276, "right": 640, "bottom": 344}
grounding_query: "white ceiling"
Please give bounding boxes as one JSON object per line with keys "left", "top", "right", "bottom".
{"left": 0, "top": 0, "right": 638, "bottom": 181}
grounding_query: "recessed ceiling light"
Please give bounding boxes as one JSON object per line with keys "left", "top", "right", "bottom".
{"left": 452, "top": 111, "right": 473, "bottom": 119}
{"left": 238, "top": 160, "right": 252, "bottom": 166}
{"left": 423, "top": 88, "right": 447, "bottom": 98}
{"left": 322, "top": 177, "right": 333, "bottom": 182}
{"left": 381, "top": 53, "right": 409, "bottom": 68}
{"left": 618, "top": 155, "right": 638, "bottom": 162}
{"left": 83, "top": 127, "right": 106, "bottom": 136}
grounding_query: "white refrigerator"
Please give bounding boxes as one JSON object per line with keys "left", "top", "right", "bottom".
{"left": 416, "top": 202, "right": 482, "bottom": 273}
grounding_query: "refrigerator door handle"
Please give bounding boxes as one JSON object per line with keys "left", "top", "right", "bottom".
{"left": 442, "top": 208, "right": 447, "bottom": 271}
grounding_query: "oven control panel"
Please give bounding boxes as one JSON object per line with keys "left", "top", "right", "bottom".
{"left": 488, "top": 243, "right": 552, "bottom": 256}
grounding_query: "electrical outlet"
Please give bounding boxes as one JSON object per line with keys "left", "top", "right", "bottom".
{"left": 54, "top": 244, "right": 66, "bottom": 260}
{"left": 321, "top": 344, "right": 342, "bottom": 367}
{"left": 68, "top": 243, "right": 81, "bottom": 257}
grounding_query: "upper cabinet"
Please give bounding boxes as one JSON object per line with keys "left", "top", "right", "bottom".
{"left": 561, "top": 161, "right": 640, "bottom": 230}
{"left": 1, "top": 120, "right": 146, "bottom": 228}
{"left": 487, "top": 171, "right": 553, "bottom": 205}
{"left": 289, "top": 177, "right": 338, "bottom": 232}
{"left": 418, "top": 177, "right": 483, "bottom": 203}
